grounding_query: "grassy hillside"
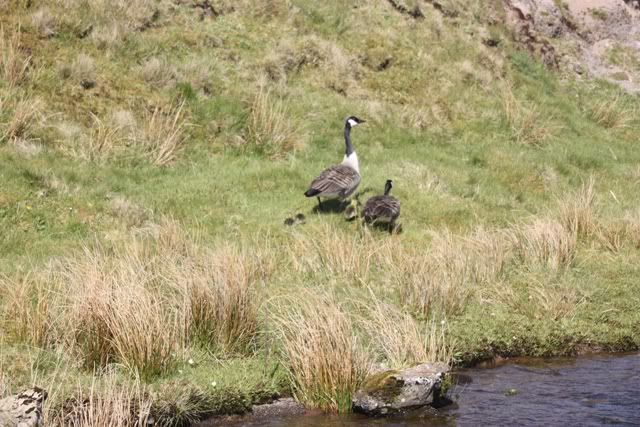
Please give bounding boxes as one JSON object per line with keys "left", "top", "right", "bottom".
{"left": 1, "top": 0, "right": 640, "bottom": 423}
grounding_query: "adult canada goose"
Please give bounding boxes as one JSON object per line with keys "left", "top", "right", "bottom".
{"left": 363, "top": 179, "right": 401, "bottom": 233}
{"left": 304, "top": 116, "right": 365, "bottom": 209}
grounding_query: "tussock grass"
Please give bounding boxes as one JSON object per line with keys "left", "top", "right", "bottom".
{"left": 0, "top": 221, "right": 266, "bottom": 377}
{"left": 0, "top": 26, "right": 31, "bottom": 88}
{"left": 245, "top": 87, "right": 303, "bottom": 158}
{"left": 270, "top": 291, "right": 369, "bottom": 413}
{"left": 85, "top": 113, "right": 122, "bottom": 161}
{"left": 596, "top": 221, "right": 628, "bottom": 253}
{"left": 1, "top": 97, "right": 43, "bottom": 144}
{"left": 263, "top": 35, "right": 360, "bottom": 94}
{"left": 137, "top": 103, "right": 186, "bottom": 166}
{"left": 502, "top": 84, "right": 557, "bottom": 146}
{"left": 0, "top": 273, "right": 55, "bottom": 348}
{"left": 61, "top": 0, "right": 162, "bottom": 34}
{"left": 49, "top": 376, "right": 152, "bottom": 427}
{"left": 287, "top": 226, "right": 509, "bottom": 316}
{"left": 287, "top": 225, "right": 377, "bottom": 283}
{"left": 558, "top": 177, "right": 596, "bottom": 238}
{"left": 70, "top": 53, "right": 96, "bottom": 85}
{"left": 511, "top": 218, "right": 576, "bottom": 270}
{"left": 528, "top": 281, "right": 582, "bottom": 321}
{"left": 587, "top": 95, "right": 635, "bottom": 130}
{"left": 397, "top": 229, "right": 510, "bottom": 316}
{"left": 622, "top": 209, "right": 640, "bottom": 248}
{"left": 359, "top": 297, "right": 452, "bottom": 369}
{"left": 31, "top": 8, "right": 57, "bottom": 38}
{"left": 140, "top": 57, "right": 175, "bottom": 87}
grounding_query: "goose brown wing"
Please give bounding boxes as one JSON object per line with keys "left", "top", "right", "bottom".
{"left": 307, "top": 164, "right": 360, "bottom": 197}
{"left": 363, "top": 195, "right": 400, "bottom": 220}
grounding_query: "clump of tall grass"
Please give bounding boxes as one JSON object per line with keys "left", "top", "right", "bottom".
{"left": 69, "top": 53, "right": 96, "bottom": 85}
{"left": 245, "top": 87, "right": 304, "bottom": 158}
{"left": 0, "top": 26, "right": 31, "bottom": 88}
{"left": 622, "top": 209, "right": 640, "bottom": 248}
{"left": 0, "top": 272, "right": 55, "bottom": 348}
{"left": 0, "top": 97, "right": 43, "bottom": 144}
{"left": 31, "top": 8, "right": 57, "bottom": 38}
{"left": 511, "top": 218, "right": 576, "bottom": 270}
{"left": 48, "top": 376, "right": 152, "bottom": 427}
{"left": 262, "top": 35, "right": 360, "bottom": 95}
{"left": 140, "top": 57, "right": 175, "bottom": 87}
{"left": 587, "top": 95, "right": 635, "bottom": 130}
{"left": 557, "top": 177, "right": 596, "bottom": 239}
{"left": 396, "top": 228, "right": 510, "bottom": 316}
{"left": 359, "top": 297, "right": 453, "bottom": 369}
{"left": 136, "top": 103, "right": 187, "bottom": 166}
{"left": 502, "top": 84, "right": 557, "bottom": 146}
{"left": 84, "top": 113, "right": 122, "bottom": 161}
{"left": 286, "top": 224, "right": 378, "bottom": 284}
{"left": 0, "top": 221, "right": 266, "bottom": 377}
{"left": 270, "top": 291, "right": 369, "bottom": 413}
{"left": 528, "top": 280, "right": 582, "bottom": 321}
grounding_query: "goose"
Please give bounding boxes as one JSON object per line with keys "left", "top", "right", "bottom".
{"left": 363, "top": 179, "right": 401, "bottom": 233}
{"left": 304, "top": 116, "right": 365, "bottom": 209}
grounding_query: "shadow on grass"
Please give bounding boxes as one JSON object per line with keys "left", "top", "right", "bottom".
{"left": 312, "top": 199, "right": 348, "bottom": 214}
{"left": 364, "top": 221, "right": 403, "bottom": 234}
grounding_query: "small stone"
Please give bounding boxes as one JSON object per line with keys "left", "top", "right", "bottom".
{"left": 505, "top": 388, "right": 519, "bottom": 396}
{"left": 353, "top": 362, "right": 449, "bottom": 416}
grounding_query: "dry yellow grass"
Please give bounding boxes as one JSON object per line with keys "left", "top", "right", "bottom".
{"left": 558, "top": 176, "right": 597, "bottom": 238}
{"left": 1, "top": 97, "right": 43, "bottom": 144}
{"left": 528, "top": 280, "right": 583, "bottom": 321}
{"left": 140, "top": 57, "right": 175, "bottom": 87}
{"left": 511, "top": 218, "right": 577, "bottom": 270}
{"left": 47, "top": 376, "right": 152, "bottom": 427}
{"left": 359, "top": 296, "right": 452, "bottom": 369}
{"left": 286, "top": 225, "right": 378, "bottom": 284}
{"left": 0, "top": 26, "right": 31, "bottom": 88}
{"left": 30, "top": 7, "right": 57, "bottom": 39}
{"left": 502, "top": 84, "right": 558, "bottom": 146}
{"left": 85, "top": 113, "right": 122, "bottom": 161}
{"left": 587, "top": 95, "right": 635, "bottom": 130}
{"left": 270, "top": 290, "right": 369, "bottom": 413}
{"left": 246, "top": 86, "right": 304, "bottom": 158}
{"left": 0, "top": 272, "right": 55, "bottom": 348}
{"left": 0, "top": 221, "right": 266, "bottom": 377}
{"left": 137, "top": 103, "right": 187, "bottom": 166}
{"left": 396, "top": 229, "right": 509, "bottom": 316}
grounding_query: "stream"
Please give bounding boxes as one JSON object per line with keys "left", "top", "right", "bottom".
{"left": 205, "top": 352, "right": 640, "bottom": 426}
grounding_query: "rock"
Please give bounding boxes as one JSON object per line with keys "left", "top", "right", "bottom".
{"left": 0, "top": 388, "right": 48, "bottom": 427}
{"left": 503, "top": 0, "right": 563, "bottom": 68}
{"left": 250, "top": 398, "right": 305, "bottom": 418}
{"left": 352, "top": 362, "right": 449, "bottom": 416}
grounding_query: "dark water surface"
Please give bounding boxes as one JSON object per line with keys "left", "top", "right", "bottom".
{"left": 209, "top": 353, "right": 640, "bottom": 426}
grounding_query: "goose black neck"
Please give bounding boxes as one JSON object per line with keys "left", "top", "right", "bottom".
{"left": 344, "top": 124, "right": 354, "bottom": 156}
{"left": 384, "top": 181, "right": 392, "bottom": 196}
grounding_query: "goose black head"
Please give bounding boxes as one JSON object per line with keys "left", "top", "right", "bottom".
{"left": 345, "top": 116, "right": 365, "bottom": 128}
{"left": 384, "top": 179, "right": 393, "bottom": 196}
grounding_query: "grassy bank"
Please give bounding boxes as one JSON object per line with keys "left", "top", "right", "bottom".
{"left": 1, "top": 0, "right": 640, "bottom": 424}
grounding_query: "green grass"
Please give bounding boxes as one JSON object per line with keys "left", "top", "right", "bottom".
{"left": 1, "top": 0, "right": 640, "bottom": 423}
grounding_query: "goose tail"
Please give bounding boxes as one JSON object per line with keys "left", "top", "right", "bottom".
{"left": 304, "top": 188, "right": 321, "bottom": 197}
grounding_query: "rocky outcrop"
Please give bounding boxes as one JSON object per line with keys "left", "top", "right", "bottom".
{"left": 0, "top": 388, "right": 48, "bottom": 427}
{"left": 503, "top": 0, "right": 640, "bottom": 93}
{"left": 352, "top": 362, "right": 449, "bottom": 416}
{"left": 503, "top": 0, "right": 567, "bottom": 68}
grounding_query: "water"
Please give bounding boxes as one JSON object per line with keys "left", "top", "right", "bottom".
{"left": 207, "top": 353, "right": 640, "bottom": 426}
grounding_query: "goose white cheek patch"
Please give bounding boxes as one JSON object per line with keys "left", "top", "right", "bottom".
{"left": 348, "top": 119, "right": 358, "bottom": 127}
